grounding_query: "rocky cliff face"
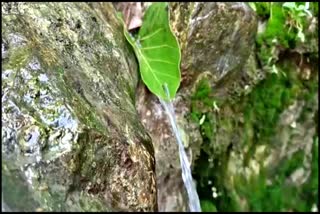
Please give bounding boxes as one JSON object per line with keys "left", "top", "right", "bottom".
{"left": 2, "top": 2, "right": 156, "bottom": 211}
{"left": 2, "top": 2, "right": 317, "bottom": 212}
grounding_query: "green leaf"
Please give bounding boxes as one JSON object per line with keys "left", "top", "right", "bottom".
{"left": 282, "top": 2, "right": 296, "bottom": 10}
{"left": 297, "top": 5, "right": 306, "bottom": 11}
{"left": 248, "top": 2, "right": 257, "bottom": 11}
{"left": 118, "top": 2, "right": 181, "bottom": 101}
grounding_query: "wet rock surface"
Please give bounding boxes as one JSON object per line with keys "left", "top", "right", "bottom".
{"left": 3, "top": 2, "right": 317, "bottom": 212}
{"left": 2, "top": 2, "right": 156, "bottom": 211}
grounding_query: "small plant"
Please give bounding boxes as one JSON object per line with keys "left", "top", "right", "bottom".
{"left": 251, "top": 2, "right": 317, "bottom": 68}
{"left": 282, "top": 2, "right": 313, "bottom": 43}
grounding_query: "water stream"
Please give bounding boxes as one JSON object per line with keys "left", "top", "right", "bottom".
{"left": 159, "top": 85, "right": 201, "bottom": 212}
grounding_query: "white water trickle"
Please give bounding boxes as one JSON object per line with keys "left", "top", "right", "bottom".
{"left": 159, "top": 84, "right": 202, "bottom": 212}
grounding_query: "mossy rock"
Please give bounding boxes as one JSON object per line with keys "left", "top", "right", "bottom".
{"left": 2, "top": 2, "right": 156, "bottom": 211}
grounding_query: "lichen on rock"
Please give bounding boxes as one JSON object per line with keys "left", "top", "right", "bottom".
{"left": 2, "top": 2, "right": 157, "bottom": 212}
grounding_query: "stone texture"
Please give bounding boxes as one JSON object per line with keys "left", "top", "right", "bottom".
{"left": 2, "top": 2, "right": 156, "bottom": 212}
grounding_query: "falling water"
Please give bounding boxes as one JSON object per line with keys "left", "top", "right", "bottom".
{"left": 159, "top": 84, "right": 201, "bottom": 212}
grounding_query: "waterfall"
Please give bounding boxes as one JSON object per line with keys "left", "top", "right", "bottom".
{"left": 159, "top": 84, "right": 201, "bottom": 212}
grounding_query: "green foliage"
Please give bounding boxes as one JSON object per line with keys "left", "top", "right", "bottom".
{"left": 243, "top": 1, "right": 317, "bottom": 144}
{"left": 192, "top": 2, "right": 318, "bottom": 212}
{"left": 244, "top": 70, "right": 300, "bottom": 143}
{"left": 190, "top": 79, "right": 210, "bottom": 122}
{"left": 234, "top": 64, "right": 318, "bottom": 212}
{"left": 276, "top": 150, "right": 305, "bottom": 179}
{"left": 249, "top": 2, "right": 271, "bottom": 19}
{"left": 253, "top": 2, "right": 317, "bottom": 67}
{"left": 200, "top": 200, "right": 217, "bottom": 212}
{"left": 190, "top": 30, "right": 305, "bottom": 213}
{"left": 232, "top": 139, "right": 318, "bottom": 212}
{"left": 263, "top": 3, "right": 289, "bottom": 45}
{"left": 118, "top": 2, "right": 181, "bottom": 101}
{"left": 190, "top": 79, "right": 223, "bottom": 211}
{"left": 190, "top": 78, "right": 216, "bottom": 141}
{"left": 282, "top": 2, "right": 313, "bottom": 43}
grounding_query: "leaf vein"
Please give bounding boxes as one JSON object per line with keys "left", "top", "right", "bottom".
{"left": 139, "top": 28, "right": 164, "bottom": 41}
{"left": 140, "top": 44, "right": 176, "bottom": 50}
{"left": 153, "top": 71, "right": 179, "bottom": 79}
{"left": 146, "top": 58, "right": 176, "bottom": 65}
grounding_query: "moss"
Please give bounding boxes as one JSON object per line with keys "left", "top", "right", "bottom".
{"left": 230, "top": 139, "right": 317, "bottom": 212}
{"left": 225, "top": 124, "right": 317, "bottom": 212}
{"left": 190, "top": 78, "right": 215, "bottom": 129}
{"left": 244, "top": 68, "right": 301, "bottom": 139}
{"left": 191, "top": 2, "right": 318, "bottom": 212}
{"left": 189, "top": 77, "right": 225, "bottom": 163}
{"left": 190, "top": 77, "right": 230, "bottom": 211}
{"left": 192, "top": 62, "right": 315, "bottom": 211}
{"left": 53, "top": 66, "right": 107, "bottom": 134}
{"left": 4, "top": 46, "right": 31, "bottom": 70}
{"left": 200, "top": 200, "right": 217, "bottom": 212}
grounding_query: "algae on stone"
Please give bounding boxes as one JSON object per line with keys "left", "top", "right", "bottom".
{"left": 2, "top": 2, "right": 157, "bottom": 212}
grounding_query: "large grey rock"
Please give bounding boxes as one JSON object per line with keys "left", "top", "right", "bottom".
{"left": 170, "top": 2, "right": 258, "bottom": 91}
{"left": 2, "top": 2, "right": 157, "bottom": 211}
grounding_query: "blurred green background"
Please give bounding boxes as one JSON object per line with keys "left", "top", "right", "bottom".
{"left": 190, "top": 2, "right": 318, "bottom": 212}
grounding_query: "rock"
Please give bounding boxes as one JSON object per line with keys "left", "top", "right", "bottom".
{"left": 2, "top": 2, "right": 156, "bottom": 211}
{"left": 113, "top": 2, "right": 152, "bottom": 30}
{"left": 169, "top": 2, "right": 258, "bottom": 92}
{"left": 136, "top": 2, "right": 258, "bottom": 211}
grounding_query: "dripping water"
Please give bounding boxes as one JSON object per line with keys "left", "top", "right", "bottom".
{"left": 159, "top": 84, "right": 201, "bottom": 212}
